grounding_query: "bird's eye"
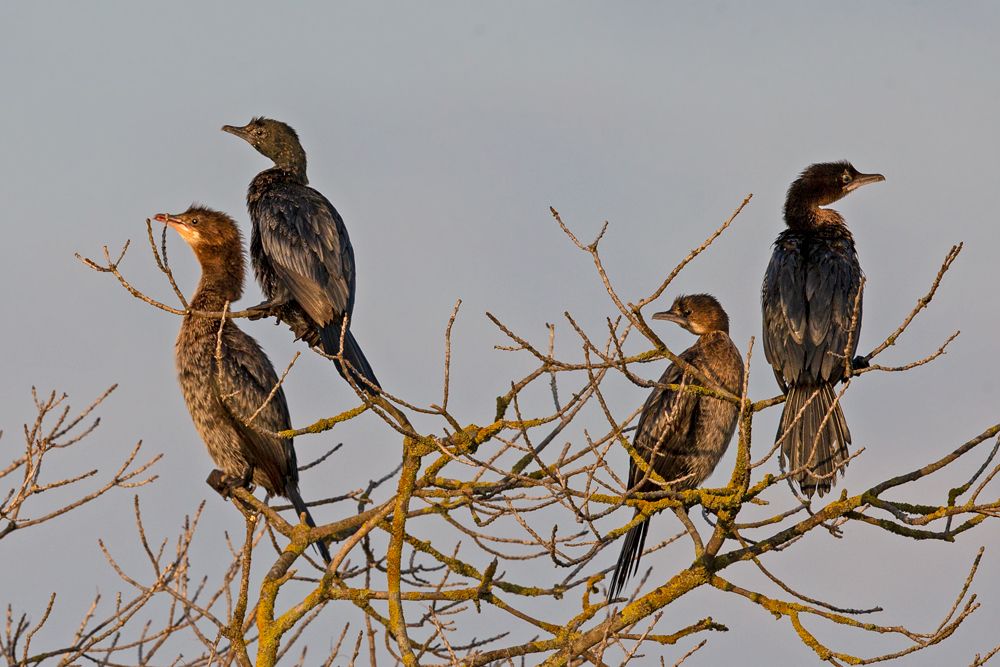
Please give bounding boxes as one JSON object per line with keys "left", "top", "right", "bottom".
{"left": 191, "top": 218, "right": 199, "bottom": 225}
{"left": 842, "top": 172, "right": 852, "bottom": 184}
{"left": 254, "top": 129, "right": 265, "bottom": 137}
{"left": 683, "top": 309, "right": 692, "bottom": 317}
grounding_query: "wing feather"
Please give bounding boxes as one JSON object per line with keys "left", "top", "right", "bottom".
{"left": 215, "top": 326, "right": 295, "bottom": 496}
{"left": 255, "top": 182, "right": 356, "bottom": 324}
{"left": 628, "top": 360, "right": 699, "bottom": 491}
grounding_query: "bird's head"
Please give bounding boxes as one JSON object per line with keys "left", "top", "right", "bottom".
{"left": 787, "top": 161, "right": 885, "bottom": 209}
{"left": 154, "top": 206, "right": 241, "bottom": 250}
{"left": 652, "top": 294, "right": 730, "bottom": 336}
{"left": 222, "top": 117, "right": 307, "bottom": 181}
{"left": 155, "top": 206, "right": 245, "bottom": 297}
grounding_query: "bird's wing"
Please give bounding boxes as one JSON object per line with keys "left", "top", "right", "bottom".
{"left": 256, "top": 183, "right": 356, "bottom": 325}
{"left": 810, "top": 237, "right": 863, "bottom": 381}
{"left": 214, "top": 326, "right": 296, "bottom": 495}
{"left": 628, "top": 359, "right": 699, "bottom": 491}
{"left": 763, "top": 232, "right": 863, "bottom": 385}
{"left": 762, "top": 236, "right": 807, "bottom": 383}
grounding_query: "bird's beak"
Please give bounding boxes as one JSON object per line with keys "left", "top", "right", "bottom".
{"left": 221, "top": 123, "right": 251, "bottom": 142}
{"left": 845, "top": 172, "right": 885, "bottom": 194}
{"left": 652, "top": 310, "right": 688, "bottom": 327}
{"left": 154, "top": 212, "right": 181, "bottom": 227}
{"left": 155, "top": 213, "right": 197, "bottom": 242}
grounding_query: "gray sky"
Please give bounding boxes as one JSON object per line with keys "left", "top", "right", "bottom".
{"left": 2, "top": 3, "right": 999, "bottom": 665}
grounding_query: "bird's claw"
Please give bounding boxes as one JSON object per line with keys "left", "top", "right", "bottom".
{"left": 245, "top": 305, "right": 273, "bottom": 321}
{"left": 206, "top": 469, "right": 234, "bottom": 497}
{"left": 205, "top": 466, "right": 255, "bottom": 499}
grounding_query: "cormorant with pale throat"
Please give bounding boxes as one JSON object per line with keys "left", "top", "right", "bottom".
{"left": 159, "top": 206, "right": 331, "bottom": 564}
{"left": 761, "top": 161, "right": 884, "bottom": 497}
{"left": 609, "top": 294, "right": 744, "bottom": 599}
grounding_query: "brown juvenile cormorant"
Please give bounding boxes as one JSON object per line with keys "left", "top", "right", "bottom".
{"left": 221, "top": 117, "right": 380, "bottom": 393}
{"left": 609, "top": 294, "right": 744, "bottom": 599}
{"left": 761, "top": 161, "right": 884, "bottom": 497}
{"left": 159, "top": 206, "right": 331, "bottom": 564}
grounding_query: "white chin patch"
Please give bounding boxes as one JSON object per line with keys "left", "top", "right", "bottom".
{"left": 173, "top": 225, "right": 200, "bottom": 242}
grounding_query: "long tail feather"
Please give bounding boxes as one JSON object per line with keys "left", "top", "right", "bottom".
{"left": 319, "top": 323, "right": 382, "bottom": 392}
{"left": 778, "top": 382, "right": 851, "bottom": 497}
{"left": 286, "top": 483, "right": 331, "bottom": 564}
{"left": 609, "top": 514, "right": 650, "bottom": 600}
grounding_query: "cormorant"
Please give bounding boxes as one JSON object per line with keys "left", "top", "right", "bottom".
{"left": 221, "top": 117, "right": 380, "bottom": 393}
{"left": 159, "top": 206, "right": 331, "bottom": 564}
{"left": 761, "top": 161, "right": 884, "bottom": 497}
{"left": 609, "top": 294, "right": 744, "bottom": 599}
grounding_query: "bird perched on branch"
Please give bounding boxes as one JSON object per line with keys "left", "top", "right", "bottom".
{"left": 222, "top": 117, "right": 380, "bottom": 394}
{"left": 158, "top": 205, "right": 330, "bottom": 564}
{"left": 609, "top": 294, "right": 744, "bottom": 599}
{"left": 761, "top": 161, "right": 884, "bottom": 497}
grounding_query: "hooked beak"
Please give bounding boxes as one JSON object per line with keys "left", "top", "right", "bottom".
{"left": 652, "top": 310, "right": 688, "bottom": 327}
{"left": 155, "top": 213, "right": 197, "bottom": 242}
{"left": 221, "top": 123, "right": 252, "bottom": 142}
{"left": 154, "top": 212, "right": 182, "bottom": 227}
{"left": 845, "top": 172, "right": 885, "bottom": 194}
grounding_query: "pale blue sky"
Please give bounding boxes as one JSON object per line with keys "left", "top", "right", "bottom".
{"left": 2, "top": 3, "right": 998, "bottom": 664}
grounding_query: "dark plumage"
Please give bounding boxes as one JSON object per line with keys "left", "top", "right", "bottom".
{"left": 159, "top": 206, "right": 330, "bottom": 564}
{"left": 222, "top": 117, "right": 380, "bottom": 393}
{"left": 609, "top": 294, "right": 744, "bottom": 599}
{"left": 761, "top": 161, "right": 884, "bottom": 497}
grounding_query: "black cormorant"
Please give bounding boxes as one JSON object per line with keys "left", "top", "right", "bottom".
{"left": 761, "top": 161, "right": 884, "bottom": 497}
{"left": 222, "top": 117, "right": 380, "bottom": 393}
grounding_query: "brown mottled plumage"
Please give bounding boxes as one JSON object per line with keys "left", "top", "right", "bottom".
{"left": 609, "top": 294, "right": 744, "bottom": 598}
{"left": 158, "top": 205, "right": 330, "bottom": 563}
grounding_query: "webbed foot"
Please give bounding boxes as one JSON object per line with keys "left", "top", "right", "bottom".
{"left": 206, "top": 465, "right": 256, "bottom": 499}
{"left": 245, "top": 300, "right": 283, "bottom": 321}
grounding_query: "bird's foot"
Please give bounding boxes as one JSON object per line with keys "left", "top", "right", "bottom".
{"left": 245, "top": 300, "right": 283, "bottom": 321}
{"left": 206, "top": 469, "right": 236, "bottom": 497}
{"left": 206, "top": 466, "right": 256, "bottom": 499}
{"left": 851, "top": 354, "right": 871, "bottom": 370}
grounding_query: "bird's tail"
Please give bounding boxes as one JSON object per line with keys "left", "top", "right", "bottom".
{"left": 319, "top": 323, "right": 382, "bottom": 392}
{"left": 777, "top": 382, "right": 851, "bottom": 498}
{"left": 286, "top": 483, "right": 331, "bottom": 564}
{"left": 608, "top": 513, "right": 650, "bottom": 601}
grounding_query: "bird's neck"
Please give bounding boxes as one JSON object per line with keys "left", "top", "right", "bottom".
{"left": 695, "top": 332, "right": 741, "bottom": 390}
{"left": 784, "top": 201, "right": 846, "bottom": 231}
{"left": 248, "top": 168, "right": 308, "bottom": 209}
{"left": 189, "top": 257, "right": 244, "bottom": 312}
{"left": 271, "top": 150, "right": 308, "bottom": 185}
{"left": 698, "top": 330, "right": 730, "bottom": 347}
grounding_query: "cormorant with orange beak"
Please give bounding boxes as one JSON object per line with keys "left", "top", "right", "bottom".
{"left": 157, "top": 205, "right": 330, "bottom": 564}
